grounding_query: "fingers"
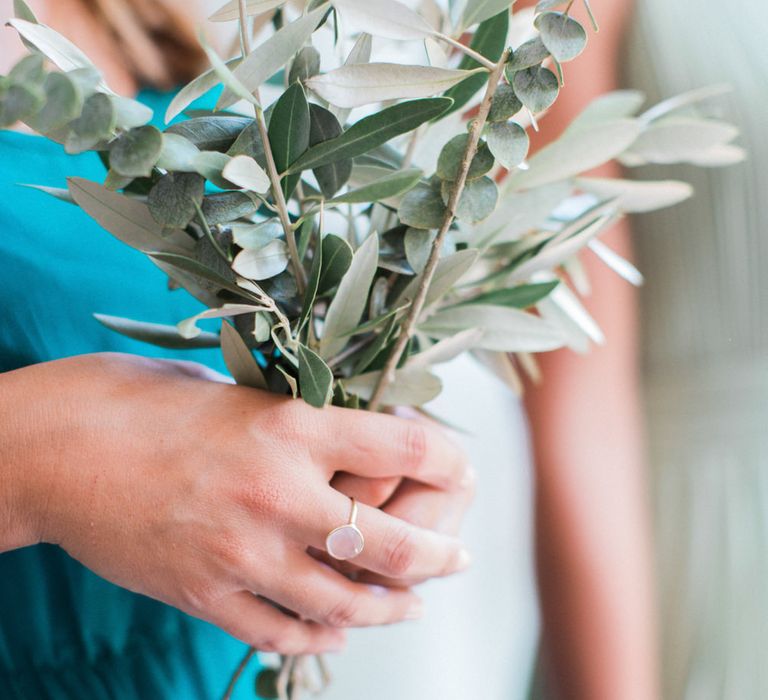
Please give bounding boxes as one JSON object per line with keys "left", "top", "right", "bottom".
{"left": 385, "top": 477, "right": 475, "bottom": 536}
{"left": 314, "top": 406, "right": 471, "bottom": 491}
{"left": 300, "top": 489, "right": 471, "bottom": 581}
{"left": 330, "top": 473, "right": 402, "bottom": 507}
{"left": 261, "top": 550, "right": 424, "bottom": 628}
{"left": 204, "top": 590, "right": 346, "bottom": 655}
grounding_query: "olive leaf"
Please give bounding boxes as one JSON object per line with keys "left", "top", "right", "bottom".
{"left": 8, "top": 18, "right": 95, "bottom": 72}
{"left": 329, "top": 168, "right": 422, "bottom": 205}
{"left": 289, "top": 46, "right": 321, "bottom": 84}
{"left": 457, "top": 281, "right": 560, "bottom": 308}
{"left": 178, "top": 304, "right": 269, "bottom": 339}
{"left": 93, "top": 313, "right": 221, "bottom": 349}
{"left": 220, "top": 320, "right": 268, "bottom": 389}
{"left": 165, "top": 57, "right": 241, "bottom": 123}
{"left": 320, "top": 232, "right": 379, "bottom": 359}
{"left": 344, "top": 369, "right": 442, "bottom": 406}
{"left": 407, "top": 328, "right": 485, "bottom": 369}
{"left": 147, "top": 173, "right": 205, "bottom": 228}
{"left": 269, "top": 82, "right": 310, "bottom": 197}
{"left": 575, "top": 177, "right": 693, "bottom": 213}
{"left": 232, "top": 240, "right": 290, "bottom": 280}
{"left": 459, "top": 0, "right": 514, "bottom": 32}
{"left": 209, "top": 0, "right": 285, "bottom": 22}
{"left": 222, "top": 154, "right": 270, "bottom": 193}
{"left": 297, "top": 343, "right": 334, "bottom": 407}
{"left": 331, "top": 32, "right": 372, "bottom": 125}
{"left": 317, "top": 234, "right": 353, "bottom": 293}
{"left": 332, "top": 0, "right": 435, "bottom": 41}
{"left": 166, "top": 116, "right": 252, "bottom": 151}
{"left": 395, "top": 249, "right": 478, "bottom": 308}
{"left": 110, "top": 125, "right": 163, "bottom": 177}
{"left": 306, "top": 64, "right": 483, "bottom": 109}
{"left": 157, "top": 133, "right": 201, "bottom": 171}
{"left": 199, "top": 34, "right": 261, "bottom": 108}
{"left": 308, "top": 104, "right": 351, "bottom": 198}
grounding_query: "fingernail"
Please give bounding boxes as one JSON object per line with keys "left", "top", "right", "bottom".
{"left": 405, "top": 599, "right": 424, "bottom": 620}
{"left": 367, "top": 584, "right": 390, "bottom": 598}
{"left": 457, "top": 548, "right": 472, "bottom": 571}
{"left": 460, "top": 466, "right": 476, "bottom": 489}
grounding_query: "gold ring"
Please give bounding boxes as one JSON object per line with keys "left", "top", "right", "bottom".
{"left": 325, "top": 497, "right": 365, "bottom": 561}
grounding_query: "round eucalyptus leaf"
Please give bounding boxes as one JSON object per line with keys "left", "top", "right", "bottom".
{"left": 506, "top": 37, "right": 549, "bottom": 74}
{"left": 0, "top": 83, "right": 44, "bottom": 128}
{"left": 66, "top": 92, "right": 115, "bottom": 152}
{"left": 512, "top": 65, "right": 559, "bottom": 113}
{"left": 289, "top": 46, "right": 321, "bottom": 84}
{"left": 112, "top": 95, "right": 153, "bottom": 129}
{"left": 485, "top": 120, "right": 529, "bottom": 169}
{"left": 436, "top": 134, "right": 494, "bottom": 181}
{"left": 192, "top": 150, "right": 233, "bottom": 189}
{"left": 404, "top": 228, "right": 436, "bottom": 273}
{"left": 110, "top": 125, "right": 163, "bottom": 177}
{"left": 147, "top": 172, "right": 205, "bottom": 228}
{"left": 535, "top": 11, "right": 587, "bottom": 63}
{"left": 157, "top": 133, "right": 200, "bottom": 172}
{"left": 488, "top": 83, "right": 522, "bottom": 122}
{"left": 441, "top": 175, "right": 498, "bottom": 223}
{"left": 398, "top": 183, "right": 447, "bottom": 230}
{"left": 27, "top": 71, "right": 81, "bottom": 133}
{"left": 8, "top": 53, "right": 44, "bottom": 84}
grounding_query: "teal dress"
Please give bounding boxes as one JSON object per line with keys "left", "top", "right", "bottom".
{"left": 0, "top": 90, "right": 262, "bottom": 698}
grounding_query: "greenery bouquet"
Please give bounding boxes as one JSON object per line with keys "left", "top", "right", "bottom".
{"left": 0, "top": 0, "right": 743, "bottom": 696}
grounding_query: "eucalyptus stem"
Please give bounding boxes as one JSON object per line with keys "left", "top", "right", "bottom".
{"left": 367, "top": 49, "right": 511, "bottom": 412}
{"left": 436, "top": 33, "right": 496, "bottom": 70}
{"left": 238, "top": 0, "right": 307, "bottom": 295}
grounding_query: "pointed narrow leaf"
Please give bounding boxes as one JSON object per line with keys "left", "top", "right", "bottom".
{"left": 8, "top": 18, "right": 95, "bottom": 72}
{"left": 166, "top": 58, "right": 241, "bottom": 123}
{"left": 345, "top": 369, "right": 442, "bottom": 406}
{"left": 458, "top": 281, "right": 559, "bottom": 308}
{"left": 332, "top": 0, "right": 434, "bottom": 40}
{"left": 147, "top": 173, "right": 205, "bottom": 228}
{"left": 298, "top": 344, "right": 334, "bottom": 407}
{"left": 575, "top": 177, "right": 693, "bottom": 213}
{"left": 269, "top": 82, "right": 310, "bottom": 197}
{"left": 178, "top": 304, "right": 268, "bottom": 339}
{"left": 408, "top": 328, "right": 484, "bottom": 368}
{"left": 329, "top": 168, "right": 422, "bottom": 204}
{"left": 94, "top": 313, "right": 221, "bottom": 349}
{"left": 199, "top": 35, "right": 260, "bottom": 108}
{"left": 459, "top": 0, "right": 514, "bottom": 31}
{"left": 332, "top": 32, "right": 372, "bottom": 125}
{"left": 222, "top": 154, "right": 270, "bottom": 192}
{"left": 308, "top": 104, "right": 351, "bottom": 197}
{"left": 318, "top": 234, "right": 353, "bottom": 293}
{"left": 232, "top": 240, "right": 290, "bottom": 280}
{"left": 209, "top": 0, "right": 285, "bottom": 22}
{"left": 220, "top": 321, "right": 268, "bottom": 389}
{"left": 396, "top": 249, "right": 478, "bottom": 308}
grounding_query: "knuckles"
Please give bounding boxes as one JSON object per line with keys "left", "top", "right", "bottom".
{"left": 381, "top": 524, "right": 418, "bottom": 578}
{"left": 322, "top": 592, "right": 363, "bottom": 628}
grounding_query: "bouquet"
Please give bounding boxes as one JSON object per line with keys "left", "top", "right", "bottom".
{"left": 0, "top": 0, "right": 742, "bottom": 696}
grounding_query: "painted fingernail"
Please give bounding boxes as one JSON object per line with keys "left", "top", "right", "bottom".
{"left": 405, "top": 599, "right": 424, "bottom": 620}
{"left": 457, "top": 548, "right": 472, "bottom": 571}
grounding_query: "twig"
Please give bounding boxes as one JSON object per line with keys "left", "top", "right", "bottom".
{"left": 367, "top": 49, "right": 511, "bottom": 411}
{"left": 436, "top": 33, "right": 496, "bottom": 70}
{"left": 238, "top": 0, "right": 307, "bottom": 294}
{"left": 220, "top": 645, "right": 257, "bottom": 700}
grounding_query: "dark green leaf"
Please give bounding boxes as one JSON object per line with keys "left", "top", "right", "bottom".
{"left": 269, "top": 82, "right": 310, "bottom": 198}
{"left": 298, "top": 343, "right": 334, "bottom": 408}
{"left": 441, "top": 175, "right": 498, "bottom": 222}
{"left": 317, "top": 233, "right": 353, "bottom": 293}
{"left": 201, "top": 191, "right": 258, "bottom": 224}
{"left": 226, "top": 121, "right": 267, "bottom": 167}
{"left": 299, "top": 227, "right": 323, "bottom": 331}
{"left": 289, "top": 46, "right": 321, "bottom": 84}
{"left": 166, "top": 116, "right": 251, "bottom": 151}
{"left": 398, "top": 183, "right": 446, "bottom": 229}
{"left": 65, "top": 92, "right": 115, "bottom": 152}
{"left": 94, "top": 313, "right": 220, "bottom": 349}
{"left": 441, "top": 10, "right": 509, "bottom": 116}
{"left": 329, "top": 167, "right": 422, "bottom": 204}
{"left": 147, "top": 173, "right": 205, "bottom": 228}
{"left": 149, "top": 251, "right": 245, "bottom": 297}
{"left": 436, "top": 134, "right": 494, "bottom": 181}
{"left": 110, "top": 125, "right": 163, "bottom": 177}
{"left": 457, "top": 281, "right": 559, "bottom": 308}
{"left": 308, "top": 104, "right": 351, "bottom": 197}
{"left": 351, "top": 313, "right": 398, "bottom": 374}
{"left": 512, "top": 65, "right": 559, "bottom": 113}
{"left": 287, "top": 97, "right": 453, "bottom": 173}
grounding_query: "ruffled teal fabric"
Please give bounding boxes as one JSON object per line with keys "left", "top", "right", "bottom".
{"left": 0, "top": 88, "right": 262, "bottom": 699}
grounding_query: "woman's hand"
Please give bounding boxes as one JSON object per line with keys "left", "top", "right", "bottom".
{"left": 0, "top": 353, "right": 473, "bottom": 655}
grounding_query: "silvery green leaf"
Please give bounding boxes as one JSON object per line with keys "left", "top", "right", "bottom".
{"left": 193, "top": 150, "right": 232, "bottom": 188}
{"left": 201, "top": 191, "right": 258, "bottom": 224}
{"left": 67, "top": 177, "right": 191, "bottom": 254}
{"left": 318, "top": 234, "right": 353, "bottom": 293}
{"left": 624, "top": 118, "right": 739, "bottom": 165}
{"left": 332, "top": 32, "right": 372, "bottom": 125}
{"left": 534, "top": 12, "right": 587, "bottom": 62}
{"left": 396, "top": 248, "right": 478, "bottom": 308}
{"left": 421, "top": 304, "right": 564, "bottom": 352}
{"left": 110, "top": 125, "right": 163, "bottom": 177}
{"left": 488, "top": 83, "right": 522, "bottom": 122}
{"left": 232, "top": 239, "right": 290, "bottom": 280}
{"left": 332, "top": 0, "right": 435, "bottom": 40}
{"left": 441, "top": 176, "right": 498, "bottom": 223}
{"left": 104, "top": 170, "right": 133, "bottom": 191}
{"left": 218, "top": 6, "right": 329, "bottom": 109}
{"left": 459, "top": 0, "right": 513, "bottom": 31}
{"left": 398, "top": 183, "right": 446, "bottom": 229}
{"left": 539, "top": 281, "right": 604, "bottom": 347}
{"left": 147, "top": 173, "right": 205, "bottom": 228}
{"left": 8, "top": 18, "right": 96, "bottom": 72}
{"left": 231, "top": 220, "right": 283, "bottom": 249}
{"left": 298, "top": 228, "right": 323, "bottom": 330}
{"left": 330, "top": 168, "right": 422, "bottom": 204}
{"left": 289, "top": 98, "right": 452, "bottom": 173}
{"left": 165, "top": 58, "right": 241, "bottom": 123}
{"left": 588, "top": 239, "right": 644, "bottom": 286}
{"left": 20, "top": 183, "right": 75, "bottom": 204}
{"left": 268, "top": 82, "right": 310, "bottom": 197}
{"left": 275, "top": 364, "right": 299, "bottom": 398}
{"left": 408, "top": 328, "right": 484, "bottom": 368}
{"left": 320, "top": 232, "right": 379, "bottom": 359}
{"left": 535, "top": 0, "right": 568, "bottom": 9}
{"left": 298, "top": 344, "right": 334, "bottom": 408}
{"left": 289, "top": 46, "right": 321, "bottom": 85}
{"left": 506, "top": 37, "right": 549, "bottom": 73}
{"left": 508, "top": 119, "right": 641, "bottom": 190}
{"left": 508, "top": 213, "right": 611, "bottom": 282}
{"left": 166, "top": 116, "right": 251, "bottom": 151}
{"left": 222, "top": 154, "right": 270, "bottom": 193}
{"left": 639, "top": 84, "right": 731, "bottom": 125}
{"left": 112, "top": 95, "right": 153, "bottom": 129}
{"left": 200, "top": 34, "right": 261, "bottom": 108}
{"left": 94, "top": 313, "right": 220, "bottom": 349}
{"left": 344, "top": 369, "right": 442, "bottom": 406}
{"left": 404, "top": 228, "right": 435, "bottom": 274}
{"left": 575, "top": 177, "right": 693, "bottom": 213}
{"left": 686, "top": 142, "right": 746, "bottom": 167}
{"left": 209, "top": 0, "right": 285, "bottom": 22}
{"left": 567, "top": 90, "right": 645, "bottom": 131}
{"left": 64, "top": 92, "right": 115, "bottom": 153}
{"left": 485, "top": 121, "right": 529, "bottom": 169}
{"left": 436, "top": 134, "right": 494, "bottom": 181}
{"left": 512, "top": 65, "right": 559, "bottom": 113}
{"left": 178, "top": 303, "right": 268, "bottom": 339}
{"left": 461, "top": 280, "right": 559, "bottom": 308}
{"left": 308, "top": 104, "right": 351, "bottom": 198}
{"left": 8, "top": 54, "right": 44, "bottom": 84}
{"left": 157, "top": 133, "right": 201, "bottom": 171}
{"left": 220, "top": 320, "right": 268, "bottom": 389}
{"left": 472, "top": 349, "right": 522, "bottom": 393}
{"left": 0, "top": 83, "right": 44, "bottom": 128}
{"left": 13, "top": 0, "right": 37, "bottom": 22}
{"left": 306, "top": 63, "right": 483, "bottom": 109}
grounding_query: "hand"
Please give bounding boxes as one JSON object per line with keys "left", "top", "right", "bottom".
{"left": 0, "top": 353, "right": 473, "bottom": 655}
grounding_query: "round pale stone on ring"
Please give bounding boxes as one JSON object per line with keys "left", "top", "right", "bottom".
{"left": 326, "top": 524, "right": 365, "bottom": 560}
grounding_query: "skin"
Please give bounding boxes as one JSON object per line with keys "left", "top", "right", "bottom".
{"left": 521, "top": 1, "right": 659, "bottom": 698}
{"left": 0, "top": 0, "right": 475, "bottom": 657}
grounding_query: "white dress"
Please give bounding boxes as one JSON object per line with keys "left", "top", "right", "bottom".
{"left": 325, "top": 355, "right": 540, "bottom": 700}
